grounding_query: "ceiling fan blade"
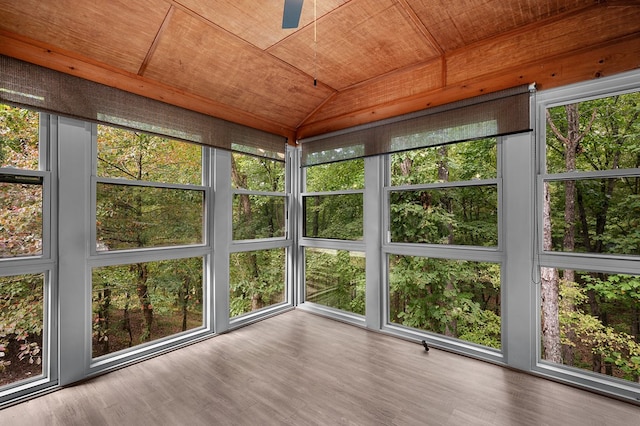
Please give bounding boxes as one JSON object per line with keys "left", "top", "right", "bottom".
{"left": 282, "top": 0, "right": 304, "bottom": 29}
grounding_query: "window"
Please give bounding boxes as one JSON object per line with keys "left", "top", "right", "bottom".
{"left": 92, "top": 125, "right": 207, "bottom": 358}
{"left": 385, "top": 139, "right": 502, "bottom": 349}
{"left": 229, "top": 249, "right": 285, "bottom": 317}
{"left": 229, "top": 153, "right": 288, "bottom": 318}
{"left": 389, "top": 256, "right": 501, "bottom": 349}
{"left": 301, "top": 159, "right": 366, "bottom": 317}
{"left": 305, "top": 248, "right": 365, "bottom": 315}
{"left": 231, "top": 153, "right": 286, "bottom": 241}
{"left": 96, "top": 126, "right": 204, "bottom": 251}
{"left": 303, "top": 159, "right": 364, "bottom": 241}
{"left": 539, "top": 90, "right": 640, "bottom": 384}
{"left": 1, "top": 105, "right": 43, "bottom": 258}
{"left": 0, "top": 105, "right": 52, "bottom": 392}
{"left": 389, "top": 138, "right": 498, "bottom": 247}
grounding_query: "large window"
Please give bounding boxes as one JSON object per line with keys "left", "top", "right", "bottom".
{"left": 0, "top": 105, "right": 51, "bottom": 391}
{"left": 305, "top": 248, "right": 365, "bottom": 315}
{"left": 302, "top": 159, "right": 366, "bottom": 317}
{"left": 92, "top": 125, "right": 207, "bottom": 358}
{"left": 385, "top": 139, "right": 502, "bottom": 349}
{"left": 229, "top": 153, "right": 288, "bottom": 317}
{"left": 539, "top": 90, "right": 640, "bottom": 384}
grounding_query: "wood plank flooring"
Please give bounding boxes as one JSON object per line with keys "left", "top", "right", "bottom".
{"left": 3, "top": 310, "right": 639, "bottom": 425}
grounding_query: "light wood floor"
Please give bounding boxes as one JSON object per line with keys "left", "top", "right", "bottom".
{"left": 3, "top": 310, "right": 639, "bottom": 425}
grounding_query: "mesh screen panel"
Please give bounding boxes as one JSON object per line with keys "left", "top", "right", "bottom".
{"left": 301, "top": 85, "right": 532, "bottom": 166}
{"left": 0, "top": 55, "right": 286, "bottom": 161}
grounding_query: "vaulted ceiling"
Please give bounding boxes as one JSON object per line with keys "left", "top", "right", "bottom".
{"left": 1, "top": 1, "right": 639, "bottom": 143}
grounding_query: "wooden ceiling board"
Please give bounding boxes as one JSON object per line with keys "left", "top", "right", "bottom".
{"left": 142, "top": 9, "right": 333, "bottom": 128}
{"left": 1, "top": 0, "right": 638, "bottom": 143}
{"left": 446, "top": 5, "right": 640, "bottom": 84}
{"left": 0, "top": 0, "right": 171, "bottom": 74}
{"left": 173, "top": 0, "right": 348, "bottom": 50}
{"left": 297, "top": 33, "right": 640, "bottom": 139}
{"left": 268, "top": 0, "right": 440, "bottom": 91}
{"left": 406, "top": 0, "right": 597, "bottom": 52}
{"left": 0, "top": 29, "right": 297, "bottom": 142}
{"left": 306, "top": 59, "right": 444, "bottom": 124}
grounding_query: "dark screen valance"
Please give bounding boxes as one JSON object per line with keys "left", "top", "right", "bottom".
{"left": 301, "top": 84, "right": 533, "bottom": 166}
{"left": 0, "top": 55, "right": 286, "bottom": 161}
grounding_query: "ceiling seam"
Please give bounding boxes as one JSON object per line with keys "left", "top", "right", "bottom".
{"left": 394, "top": 0, "right": 445, "bottom": 55}
{"left": 137, "top": 5, "right": 176, "bottom": 76}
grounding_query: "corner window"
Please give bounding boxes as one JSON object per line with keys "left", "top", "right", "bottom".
{"left": 302, "top": 158, "right": 366, "bottom": 317}
{"left": 229, "top": 152, "right": 288, "bottom": 318}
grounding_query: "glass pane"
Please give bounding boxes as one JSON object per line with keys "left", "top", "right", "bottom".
{"left": 97, "top": 125, "right": 202, "bottom": 185}
{"left": 303, "top": 194, "right": 363, "bottom": 240}
{"left": 305, "top": 248, "right": 365, "bottom": 315}
{"left": 545, "top": 178, "right": 640, "bottom": 255}
{"left": 96, "top": 183, "right": 204, "bottom": 251}
{"left": 229, "top": 249, "right": 286, "bottom": 317}
{"left": 390, "top": 138, "right": 497, "bottom": 186}
{"left": 546, "top": 91, "right": 640, "bottom": 174}
{"left": 231, "top": 152, "right": 285, "bottom": 192}
{"left": 540, "top": 268, "right": 640, "bottom": 383}
{"left": 306, "top": 158, "right": 365, "bottom": 192}
{"left": 0, "top": 104, "right": 39, "bottom": 170}
{"left": 0, "top": 179, "right": 43, "bottom": 258}
{"left": 92, "top": 257, "right": 204, "bottom": 358}
{"left": 0, "top": 273, "right": 44, "bottom": 387}
{"left": 232, "top": 194, "right": 285, "bottom": 240}
{"left": 390, "top": 185, "right": 498, "bottom": 246}
{"left": 389, "top": 256, "right": 501, "bottom": 349}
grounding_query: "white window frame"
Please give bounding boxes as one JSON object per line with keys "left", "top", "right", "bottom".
{"left": 0, "top": 111, "right": 58, "bottom": 406}
{"left": 380, "top": 138, "right": 505, "bottom": 364}
{"left": 297, "top": 156, "right": 368, "bottom": 326}
{"left": 225, "top": 148, "right": 294, "bottom": 330}
{"left": 534, "top": 69, "right": 640, "bottom": 402}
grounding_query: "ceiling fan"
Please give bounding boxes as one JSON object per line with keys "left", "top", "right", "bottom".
{"left": 282, "top": 0, "right": 304, "bottom": 29}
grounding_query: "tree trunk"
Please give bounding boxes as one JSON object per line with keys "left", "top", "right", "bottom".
{"left": 123, "top": 291, "right": 133, "bottom": 347}
{"left": 541, "top": 182, "right": 562, "bottom": 363}
{"left": 133, "top": 263, "right": 153, "bottom": 341}
{"left": 180, "top": 276, "right": 190, "bottom": 332}
{"left": 96, "top": 286, "right": 111, "bottom": 354}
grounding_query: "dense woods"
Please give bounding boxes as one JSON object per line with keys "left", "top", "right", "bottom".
{"left": 1, "top": 90, "right": 639, "bottom": 388}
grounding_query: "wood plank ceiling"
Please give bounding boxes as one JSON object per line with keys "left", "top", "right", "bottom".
{"left": 1, "top": 0, "right": 639, "bottom": 144}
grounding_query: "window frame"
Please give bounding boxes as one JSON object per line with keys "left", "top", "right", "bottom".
{"left": 381, "top": 138, "right": 505, "bottom": 363}
{"left": 0, "top": 109, "right": 57, "bottom": 404}
{"left": 298, "top": 158, "right": 367, "bottom": 325}
{"left": 534, "top": 70, "right": 640, "bottom": 400}
{"left": 227, "top": 150, "right": 293, "bottom": 327}
{"left": 86, "top": 123, "right": 213, "bottom": 372}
